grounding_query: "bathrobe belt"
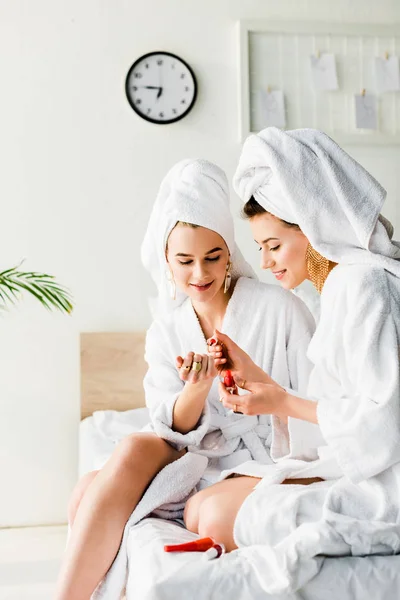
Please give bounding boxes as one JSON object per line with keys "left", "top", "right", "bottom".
{"left": 209, "top": 413, "right": 270, "bottom": 440}
{"left": 207, "top": 413, "right": 273, "bottom": 464}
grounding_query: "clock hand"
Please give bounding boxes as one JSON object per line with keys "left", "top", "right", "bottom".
{"left": 142, "top": 85, "right": 162, "bottom": 90}
{"left": 157, "top": 87, "right": 163, "bottom": 99}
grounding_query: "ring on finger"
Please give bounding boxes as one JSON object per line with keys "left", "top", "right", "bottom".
{"left": 191, "top": 361, "right": 202, "bottom": 372}
{"left": 183, "top": 364, "right": 191, "bottom": 371}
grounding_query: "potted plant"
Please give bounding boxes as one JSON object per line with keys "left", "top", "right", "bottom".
{"left": 0, "top": 262, "right": 73, "bottom": 314}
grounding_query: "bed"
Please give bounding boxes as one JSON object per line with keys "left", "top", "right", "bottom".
{"left": 80, "top": 332, "right": 400, "bottom": 600}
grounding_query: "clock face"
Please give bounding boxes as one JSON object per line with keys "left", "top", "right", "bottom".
{"left": 125, "top": 52, "right": 197, "bottom": 124}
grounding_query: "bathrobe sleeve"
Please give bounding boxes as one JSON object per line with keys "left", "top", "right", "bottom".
{"left": 143, "top": 319, "right": 210, "bottom": 451}
{"left": 285, "top": 293, "right": 315, "bottom": 394}
{"left": 316, "top": 268, "right": 400, "bottom": 483}
{"left": 271, "top": 293, "right": 326, "bottom": 462}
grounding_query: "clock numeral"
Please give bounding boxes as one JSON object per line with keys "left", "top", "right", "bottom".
{"left": 159, "top": 112, "right": 164, "bottom": 118}
{"left": 180, "top": 73, "right": 185, "bottom": 79}
{"left": 157, "top": 59, "right": 164, "bottom": 66}
{"left": 184, "top": 86, "right": 190, "bottom": 92}
{"left": 136, "top": 99, "right": 142, "bottom": 105}
{"left": 131, "top": 86, "right": 138, "bottom": 91}
{"left": 134, "top": 73, "right": 143, "bottom": 79}
{"left": 147, "top": 109, "right": 151, "bottom": 115}
{"left": 181, "top": 99, "right": 186, "bottom": 104}
{"left": 172, "top": 109, "right": 177, "bottom": 114}
{"left": 171, "top": 63, "right": 176, "bottom": 69}
{"left": 145, "top": 63, "right": 149, "bottom": 69}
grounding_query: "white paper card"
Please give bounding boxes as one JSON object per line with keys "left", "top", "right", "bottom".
{"left": 310, "top": 53, "right": 339, "bottom": 91}
{"left": 259, "top": 90, "right": 286, "bottom": 128}
{"left": 374, "top": 56, "right": 400, "bottom": 93}
{"left": 355, "top": 94, "right": 378, "bottom": 130}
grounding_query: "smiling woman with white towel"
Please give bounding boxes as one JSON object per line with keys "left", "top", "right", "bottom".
{"left": 202, "top": 127, "right": 400, "bottom": 595}
{"left": 55, "top": 158, "right": 315, "bottom": 600}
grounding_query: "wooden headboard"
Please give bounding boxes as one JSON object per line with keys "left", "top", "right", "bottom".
{"left": 80, "top": 332, "right": 147, "bottom": 419}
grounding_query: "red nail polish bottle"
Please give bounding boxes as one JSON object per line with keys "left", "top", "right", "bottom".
{"left": 224, "top": 370, "right": 234, "bottom": 388}
{"left": 164, "top": 537, "right": 215, "bottom": 553}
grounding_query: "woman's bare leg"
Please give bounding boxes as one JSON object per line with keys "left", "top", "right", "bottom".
{"left": 67, "top": 470, "right": 99, "bottom": 526}
{"left": 184, "top": 476, "right": 261, "bottom": 551}
{"left": 55, "top": 432, "right": 184, "bottom": 600}
{"left": 184, "top": 476, "right": 324, "bottom": 553}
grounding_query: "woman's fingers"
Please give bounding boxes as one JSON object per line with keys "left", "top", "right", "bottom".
{"left": 205, "top": 353, "right": 217, "bottom": 378}
{"left": 176, "top": 356, "right": 184, "bottom": 369}
{"left": 234, "top": 377, "right": 258, "bottom": 391}
{"left": 189, "top": 353, "right": 204, "bottom": 383}
{"left": 214, "top": 329, "right": 237, "bottom": 352}
{"left": 199, "top": 354, "right": 209, "bottom": 378}
{"left": 214, "top": 357, "right": 227, "bottom": 366}
{"left": 218, "top": 381, "right": 244, "bottom": 411}
{"left": 179, "top": 352, "right": 194, "bottom": 381}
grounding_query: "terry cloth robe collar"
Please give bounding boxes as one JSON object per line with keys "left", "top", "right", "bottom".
{"left": 174, "top": 278, "right": 274, "bottom": 466}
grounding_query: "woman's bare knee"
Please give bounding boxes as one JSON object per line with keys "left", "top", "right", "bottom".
{"left": 183, "top": 484, "right": 222, "bottom": 533}
{"left": 183, "top": 492, "right": 204, "bottom": 533}
{"left": 184, "top": 477, "right": 258, "bottom": 536}
{"left": 109, "top": 432, "right": 185, "bottom": 480}
{"left": 197, "top": 495, "right": 233, "bottom": 547}
{"left": 197, "top": 479, "right": 259, "bottom": 552}
{"left": 68, "top": 470, "right": 99, "bottom": 525}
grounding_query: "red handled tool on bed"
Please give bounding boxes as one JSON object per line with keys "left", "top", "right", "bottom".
{"left": 164, "top": 537, "right": 215, "bottom": 553}
{"left": 164, "top": 537, "right": 225, "bottom": 560}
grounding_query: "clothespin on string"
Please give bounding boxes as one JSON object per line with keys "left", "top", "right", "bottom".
{"left": 361, "top": 88, "right": 366, "bottom": 97}
{"left": 384, "top": 51, "right": 390, "bottom": 60}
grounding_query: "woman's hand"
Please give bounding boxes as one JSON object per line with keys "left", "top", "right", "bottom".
{"left": 175, "top": 351, "right": 217, "bottom": 385}
{"left": 219, "top": 379, "right": 318, "bottom": 424}
{"left": 208, "top": 330, "right": 274, "bottom": 386}
{"left": 218, "top": 379, "right": 287, "bottom": 417}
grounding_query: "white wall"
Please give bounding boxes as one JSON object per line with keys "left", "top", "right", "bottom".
{"left": 1, "top": 0, "right": 399, "bottom": 525}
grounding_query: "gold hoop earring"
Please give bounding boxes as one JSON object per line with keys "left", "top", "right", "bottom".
{"left": 224, "top": 261, "right": 232, "bottom": 294}
{"left": 166, "top": 269, "right": 176, "bottom": 300}
{"left": 305, "top": 244, "right": 336, "bottom": 294}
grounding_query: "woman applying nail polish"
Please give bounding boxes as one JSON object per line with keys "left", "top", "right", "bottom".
{"left": 55, "top": 158, "right": 315, "bottom": 600}
{"left": 189, "top": 128, "right": 400, "bottom": 595}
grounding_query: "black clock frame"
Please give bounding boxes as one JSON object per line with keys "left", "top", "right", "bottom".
{"left": 125, "top": 51, "right": 198, "bottom": 125}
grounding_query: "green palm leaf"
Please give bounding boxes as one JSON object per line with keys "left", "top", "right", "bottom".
{"left": 0, "top": 262, "right": 73, "bottom": 314}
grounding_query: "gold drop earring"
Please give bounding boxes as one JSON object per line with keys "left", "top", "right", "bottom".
{"left": 224, "top": 261, "right": 232, "bottom": 294}
{"left": 305, "top": 243, "right": 336, "bottom": 294}
{"left": 166, "top": 268, "right": 176, "bottom": 300}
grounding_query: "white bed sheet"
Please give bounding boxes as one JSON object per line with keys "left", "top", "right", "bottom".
{"left": 79, "top": 407, "right": 150, "bottom": 476}
{"left": 80, "top": 410, "right": 400, "bottom": 599}
{"left": 127, "top": 518, "right": 400, "bottom": 600}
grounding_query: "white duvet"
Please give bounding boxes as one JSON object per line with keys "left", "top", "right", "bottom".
{"left": 126, "top": 518, "right": 400, "bottom": 600}
{"left": 81, "top": 409, "right": 400, "bottom": 600}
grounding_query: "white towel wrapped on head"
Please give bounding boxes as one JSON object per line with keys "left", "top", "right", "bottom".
{"left": 142, "top": 158, "right": 256, "bottom": 317}
{"left": 233, "top": 127, "right": 400, "bottom": 276}
{"left": 229, "top": 127, "right": 400, "bottom": 594}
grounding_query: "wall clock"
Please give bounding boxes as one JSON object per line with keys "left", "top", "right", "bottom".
{"left": 125, "top": 51, "right": 197, "bottom": 124}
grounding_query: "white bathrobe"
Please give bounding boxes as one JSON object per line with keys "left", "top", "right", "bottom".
{"left": 93, "top": 158, "right": 315, "bottom": 600}
{"left": 231, "top": 127, "right": 400, "bottom": 594}
{"left": 145, "top": 276, "right": 315, "bottom": 484}
{"left": 233, "top": 263, "right": 400, "bottom": 593}
{"left": 92, "top": 277, "right": 315, "bottom": 600}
